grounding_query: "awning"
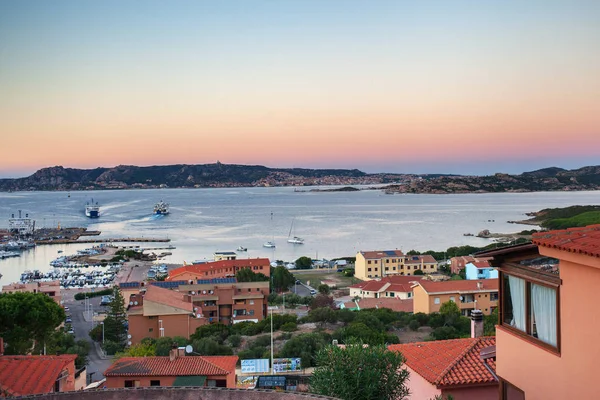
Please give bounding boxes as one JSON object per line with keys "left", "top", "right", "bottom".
{"left": 173, "top": 375, "right": 207, "bottom": 386}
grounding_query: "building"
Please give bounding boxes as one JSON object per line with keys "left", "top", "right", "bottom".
{"left": 166, "top": 258, "right": 270, "bottom": 282}
{"left": 465, "top": 260, "right": 498, "bottom": 280}
{"left": 477, "top": 225, "right": 600, "bottom": 399}
{"left": 213, "top": 251, "right": 237, "bottom": 261}
{"left": 389, "top": 335, "right": 497, "bottom": 399}
{"left": 1, "top": 280, "right": 61, "bottom": 304}
{"left": 127, "top": 280, "right": 269, "bottom": 345}
{"left": 355, "top": 250, "right": 438, "bottom": 280}
{"left": 412, "top": 279, "right": 498, "bottom": 316}
{"left": 349, "top": 275, "right": 424, "bottom": 299}
{"left": 341, "top": 297, "right": 413, "bottom": 313}
{"left": 104, "top": 347, "right": 238, "bottom": 389}
{"left": 0, "top": 353, "right": 78, "bottom": 396}
{"left": 450, "top": 256, "right": 493, "bottom": 275}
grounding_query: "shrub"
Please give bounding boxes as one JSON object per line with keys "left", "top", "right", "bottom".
{"left": 74, "top": 288, "right": 114, "bottom": 300}
{"left": 408, "top": 320, "right": 420, "bottom": 331}
{"left": 281, "top": 322, "right": 298, "bottom": 332}
{"left": 227, "top": 334, "right": 242, "bottom": 348}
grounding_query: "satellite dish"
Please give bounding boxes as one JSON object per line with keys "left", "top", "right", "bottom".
{"left": 203, "top": 290, "right": 206, "bottom": 294}
{"left": 129, "top": 301, "right": 134, "bottom": 305}
{"left": 127, "top": 341, "right": 132, "bottom": 346}
{"left": 127, "top": 334, "right": 132, "bottom": 339}
{"left": 191, "top": 291, "right": 196, "bottom": 295}
{"left": 134, "top": 301, "right": 138, "bottom": 305}
{"left": 185, "top": 345, "right": 193, "bottom": 354}
{"left": 459, "top": 296, "right": 464, "bottom": 301}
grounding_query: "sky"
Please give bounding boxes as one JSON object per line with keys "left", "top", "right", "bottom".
{"left": 0, "top": 1, "right": 599, "bottom": 178}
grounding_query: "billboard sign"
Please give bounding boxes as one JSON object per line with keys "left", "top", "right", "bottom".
{"left": 273, "top": 357, "right": 302, "bottom": 373}
{"left": 241, "top": 359, "right": 270, "bottom": 374}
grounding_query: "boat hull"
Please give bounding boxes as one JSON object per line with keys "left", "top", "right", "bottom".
{"left": 85, "top": 210, "right": 99, "bottom": 218}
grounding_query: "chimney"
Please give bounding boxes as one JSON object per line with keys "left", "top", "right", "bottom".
{"left": 477, "top": 281, "right": 483, "bottom": 290}
{"left": 169, "top": 344, "right": 178, "bottom": 361}
{"left": 0, "top": 337, "right": 4, "bottom": 355}
{"left": 471, "top": 309, "right": 484, "bottom": 338}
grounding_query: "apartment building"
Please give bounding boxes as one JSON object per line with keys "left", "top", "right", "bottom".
{"left": 213, "top": 251, "right": 237, "bottom": 261}
{"left": 412, "top": 279, "right": 498, "bottom": 316}
{"left": 166, "top": 258, "right": 270, "bottom": 282}
{"left": 478, "top": 225, "right": 600, "bottom": 399}
{"left": 355, "top": 250, "right": 438, "bottom": 280}
{"left": 349, "top": 275, "right": 424, "bottom": 299}
{"left": 1, "top": 280, "right": 61, "bottom": 305}
{"left": 450, "top": 256, "right": 493, "bottom": 275}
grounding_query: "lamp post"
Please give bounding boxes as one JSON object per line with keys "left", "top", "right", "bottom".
{"left": 101, "top": 322, "right": 105, "bottom": 343}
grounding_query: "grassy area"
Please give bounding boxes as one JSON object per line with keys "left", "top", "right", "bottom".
{"left": 543, "top": 211, "right": 600, "bottom": 230}
{"left": 293, "top": 269, "right": 358, "bottom": 288}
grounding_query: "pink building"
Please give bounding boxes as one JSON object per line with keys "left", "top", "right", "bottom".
{"left": 479, "top": 224, "right": 600, "bottom": 399}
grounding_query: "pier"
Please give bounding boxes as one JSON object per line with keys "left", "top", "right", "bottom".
{"left": 35, "top": 237, "right": 171, "bottom": 245}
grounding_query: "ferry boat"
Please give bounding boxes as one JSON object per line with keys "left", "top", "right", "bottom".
{"left": 85, "top": 199, "right": 100, "bottom": 218}
{"left": 154, "top": 200, "right": 170, "bottom": 215}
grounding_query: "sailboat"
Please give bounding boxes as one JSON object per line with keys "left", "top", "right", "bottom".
{"left": 263, "top": 212, "right": 276, "bottom": 248}
{"left": 287, "top": 218, "right": 304, "bottom": 244}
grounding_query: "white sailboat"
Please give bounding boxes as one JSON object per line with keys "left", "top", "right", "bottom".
{"left": 263, "top": 212, "right": 276, "bottom": 248}
{"left": 287, "top": 218, "right": 304, "bottom": 244}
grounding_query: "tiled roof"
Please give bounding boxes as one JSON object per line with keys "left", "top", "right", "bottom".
{"left": 168, "top": 258, "right": 270, "bottom": 280}
{"left": 143, "top": 285, "right": 193, "bottom": 312}
{"left": 404, "top": 255, "right": 437, "bottom": 264}
{"left": 360, "top": 250, "right": 404, "bottom": 259}
{"left": 533, "top": 224, "right": 600, "bottom": 258}
{"left": 0, "top": 355, "right": 77, "bottom": 396}
{"left": 350, "top": 275, "right": 423, "bottom": 291}
{"left": 416, "top": 279, "right": 498, "bottom": 294}
{"left": 470, "top": 260, "right": 492, "bottom": 268}
{"left": 389, "top": 337, "right": 496, "bottom": 387}
{"left": 104, "top": 355, "right": 238, "bottom": 377}
{"left": 352, "top": 298, "right": 413, "bottom": 312}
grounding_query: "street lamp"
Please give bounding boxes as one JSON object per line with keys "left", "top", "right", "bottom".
{"left": 100, "top": 322, "right": 105, "bottom": 343}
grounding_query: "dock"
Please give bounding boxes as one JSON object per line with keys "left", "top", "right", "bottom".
{"left": 35, "top": 237, "right": 171, "bottom": 245}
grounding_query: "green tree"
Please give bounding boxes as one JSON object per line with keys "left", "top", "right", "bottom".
{"left": 227, "top": 334, "right": 242, "bottom": 348}
{"left": 236, "top": 268, "right": 269, "bottom": 282}
{"left": 190, "top": 338, "right": 233, "bottom": 356}
{"left": 337, "top": 308, "right": 356, "bottom": 324}
{"left": 317, "top": 284, "right": 331, "bottom": 295}
{"left": 295, "top": 256, "right": 313, "bottom": 270}
{"left": 334, "top": 322, "right": 386, "bottom": 345}
{"left": 190, "top": 323, "right": 231, "bottom": 344}
{"left": 118, "top": 341, "right": 156, "bottom": 357}
{"left": 271, "top": 266, "right": 295, "bottom": 293}
{"left": 439, "top": 300, "right": 461, "bottom": 326}
{"left": 309, "top": 307, "right": 337, "bottom": 326}
{"left": 413, "top": 269, "right": 424, "bottom": 275}
{"left": 484, "top": 307, "right": 498, "bottom": 336}
{"left": 310, "top": 294, "right": 335, "bottom": 310}
{"left": 34, "top": 331, "right": 90, "bottom": 369}
{"left": 310, "top": 340, "right": 410, "bottom": 400}
{"left": 102, "top": 287, "right": 127, "bottom": 350}
{"left": 0, "top": 292, "right": 65, "bottom": 354}
{"left": 279, "top": 333, "right": 330, "bottom": 368}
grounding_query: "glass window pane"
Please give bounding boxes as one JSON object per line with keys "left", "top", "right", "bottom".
{"left": 531, "top": 283, "right": 557, "bottom": 347}
{"left": 503, "top": 274, "right": 526, "bottom": 331}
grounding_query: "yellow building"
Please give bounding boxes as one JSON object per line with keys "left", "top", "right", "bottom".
{"left": 412, "top": 279, "right": 498, "bottom": 316}
{"left": 355, "top": 250, "right": 438, "bottom": 280}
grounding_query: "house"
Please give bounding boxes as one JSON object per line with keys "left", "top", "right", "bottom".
{"left": 450, "top": 256, "right": 493, "bottom": 275}
{"left": 476, "top": 225, "right": 600, "bottom": 399}
{"left": 342, "top": 297, "right": 413, "bottom": 313}
{"left": 104, "top": 347, "right": 238, "bottom": 389}
{"left": 166, "top": 258, "right": 270, "bottom": 282}
{"left": 355, "top": 250, "right": 438, "bottom": 280}
{"left": 412, "top": 279, "right": 498, "bottom": 316}
{"left": 465, "top": 260, "right": 498, "bottom": 280}
{"left": 349, "top": 275, "right": 424, "bottom": 299}
{"left": 389, "top": 331, "right": 497, "bottom": 400}
{"left": 213, "top": 251, "right": 237, "bottom": 261}
{"left": 1, "top": 280, "right": 62, "bottom": 305}
{"left": 0, "top": 352, "right": 78, "bottom": 396}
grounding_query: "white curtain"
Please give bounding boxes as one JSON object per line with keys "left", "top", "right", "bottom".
{"left": 532, "top": 284, "right": 557, "bottom": 347}
{"left": 508, "top": 276, "right": 526, "bottom": 331}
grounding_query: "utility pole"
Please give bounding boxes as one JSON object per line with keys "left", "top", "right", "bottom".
{"left": 270, "top": 307, "right": 274, "bottom": 374}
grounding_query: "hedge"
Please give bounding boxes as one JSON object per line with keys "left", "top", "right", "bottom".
{"left": 74, "top": 288, "right": 114, "bottom": 300}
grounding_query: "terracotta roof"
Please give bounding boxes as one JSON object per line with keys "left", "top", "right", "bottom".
{"left": 404, "top": 255, "right": 437, "bottom": 264}
{"left": 415, "top": 279, "right": 498, "bottom": 294}
{"left": 469, "top": 260, "right": 492, "bottom": 268}
{"left": 354, "top": 298, "right": 413, "bottom": 312}
{"left": 0, "top": 355, "right": 77, "bottom": 396}
{"left": 387, "top": 283, "right": 414, "bottom": 293}
{"left": 168, "top": 258, "right": 270, "bottom": 280}
{"left": 533, "top": 224, "right": 600, "bottom": 258}
{"left": 389, "top": 337, "right": 496, "bottom": 387}
{"left": 104, "top": 355, "right": 238, "bottom": 377}
{"left": 143, "top": 285, "right": 193, "bottom": 312}
{"left": 349, "top": 275, "right": 423, "bottom": 291}
{"left": 360, "top": 250, "right": 404, "bottom": 259}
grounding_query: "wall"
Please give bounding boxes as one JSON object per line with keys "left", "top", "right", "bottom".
{"left": 106, "top": 374, "right": 232, "bottom": 389}
{"left": 128, "top": 313, "right": 206, "bottom": 345}
{"left": 497, "top": 250, "right": 600, "bottom": 400}
{"left": 443, "top": 384, "right": 498, "bottom": 400}
{"left": 354, "top": 253, "right": 368, "bottom": 280}
{"left": 412, "top": 285, "right": 431, "bottom": 314}
{"left": 413, "top": 286, "right": 497, "bottom": 315}
{"left": 403, "top": 366, "right": 441, "bottom": 399}
{"left": 465, "top": 264, "right": 498, "bottom": 280}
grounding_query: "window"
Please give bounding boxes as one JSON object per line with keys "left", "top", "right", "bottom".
{"left": 501, "top": 272, "right": 559, "bottom": 350}
{"left": 249, "top": 310, "right": 254, "bottom": 316}
{"left": 434, "top": 297, "right": 440, "bottom": 304}
{"left": 374, "top": 260, "right": 378, "bottom": 264}
{"left": 368, "top": 260, "right": 372, "bottom": 264}
{"left": 249, "top": 300, "right": 254, "bottom": 305}
{"left": 386, "top": 259, "right": 390, "bottom": 263}
{"left": 501, "top": 379, "right": 525, "bottom": 400}
{"left": 407, "top": 292, "right": 412, "bottom": 298}
{"left": 150, "top": 380, "right": 161, "bottom": 387}
{"left": 124, "top": 380, "right": 139, "bottom": 388}
{"left": 450, "top": 296, "right": 455, "bottom": 302}
{"left": 149, "top": 328, "right": 153, "bottom": 332}
{"left": 491, "top": 292, "right": 499, "bottom": 301}
{"left": 385, "top": 267, "right": 389, "bottom": 271}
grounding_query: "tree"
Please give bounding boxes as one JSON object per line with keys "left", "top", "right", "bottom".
{"left": 102, "top": 287, "right": 127, "bottom": 349}
{"left": 295, "top": 256, "right": 313, "bottom": 269}
{"left": 317, "top": 284, "right": 331, "bottom": 295}
{"left": 310, "top": 294, "right": 335, "bottom": 310}
{"left": 34, "top": 331, "right": 90, "bottom": 369}
{"left": 0, "top": 292, "right": 65, "bottom": 354}
{"left": 309, "top": 307, "right": 337, "bottom": 326}
{"left": 190, "top": 338, "right": 233, "bottom": 356}
{"left": 337, "top": 308, "right": 356, "bottom": 324}
{"left": 439, "top": 300, "right": 461, "bottom": 327}
{"left": 279, "top": 333, "right": 329, "bottom": 368}
{"left": 413, "top": 269, "right": 424, "bottom": 275}
{"left": 334, "top": 322, "right": 386, "bottom": 345}
{"left": 236, "top": 268, "right": 269, "bottom": 282}
{"left": 118, "top": 341, "right": 156, "bottom": 357}
{"left": 311, "top": 340, "right": 410, "bottom": 400}
{"left": 271, "top": 266, "right": 295, "bottom": 293}
{"left": 484, "top": 307, "right": 498, "bottom": 336}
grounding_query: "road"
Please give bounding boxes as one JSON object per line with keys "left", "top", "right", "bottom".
{"left": 289, "top": 281, "right": 313, "bottom": 298}
{"left": 63, "top": 292, "right": 112, "bottom": 383}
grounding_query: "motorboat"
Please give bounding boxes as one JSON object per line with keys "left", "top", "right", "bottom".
{"left": 237, "top": 246, "right": 248, "bottom": 252}
{"left": 263, "top": 241, "right": 276, "bottom": 248}
{"left": 287, "top": 236, "right": 304, "bottom": 244}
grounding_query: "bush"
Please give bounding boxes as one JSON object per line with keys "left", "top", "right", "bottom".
{"left": 102, "top": 340, "right": 124, "bottom": 355}
{"left": 408, "top": 320, "right": 420, "bottom": 331}
{"left": 281, "top": 322, "right": 298, "bottom": 332}
{"left": 227, "top": 334, "right": 242, "bottom": 348}
{"left": 251, "top": 335, "right": 271, "bottom": 348}
{"left": 74, "top": 288, "right": 114, "bottom": 301}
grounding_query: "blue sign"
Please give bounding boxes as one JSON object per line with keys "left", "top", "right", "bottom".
{"left": 241, "top": 359, "right": 270, "bottom": 374}
{"left": 273, "top": 358, "right": 301, "bottom": 373}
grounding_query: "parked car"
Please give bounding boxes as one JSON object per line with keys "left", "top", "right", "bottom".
{"left": 310, "top": 289, "right": 317, "bottom": 295}
{"left": 100, "top": 296, "right": 111, "bottom": 306}
{"left": 65, "top": 316, "right": 72, "bottom": 323}
{"left": 67, "top": 327, "right": 75, "bottom": 335}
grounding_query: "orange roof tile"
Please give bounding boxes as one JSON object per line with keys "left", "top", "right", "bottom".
{"left": 533, "top": 224, "right": 600, "bottom": 258}
{"left": 0, "top": 355, "right": 77, "bottom": 396}
{"left": 389, "top": 337, "right": 496, "bottom": 387}
{"left": 168, "top": 258, "right": 270, "bottom": 280}
{"left": 104, "top": 355, "right": 238, "bottom": 377}
{"left": 416, "top": 279, "right": 498, "bottom": 294}
{"left": 470, "top": 260, "right": 492, "bottom": 268}
{"left": 143, "top": 285, "right": 193, "bottom": 312}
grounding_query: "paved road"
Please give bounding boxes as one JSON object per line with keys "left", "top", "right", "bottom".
{"left": 289, "top": 281, "right": 313, "bottom": 298}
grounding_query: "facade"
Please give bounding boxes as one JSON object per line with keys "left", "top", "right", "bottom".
{"left": 104, "top": 348, "right": 238, "bottom": 389}
{"left": 389, "top": 337, "right": 497, "bottom": 400}
{"left": 355, "top": 250, "right": 438, "bottom": 280}
{"left": 465, "top": 260, "right": 498, "bottom": 280}
{"left": 1, "top": 280, "right": 61, "bottom": 304}
{"left": 479, "top": 225, "right": 600, "bottom": 400}
{"left": 349, "top": 275, "right": 424, "bottom": 299}
{"left": 450, "top": 256, "right": 492, "bottom": 275}
{"left": 412, "top": 279, "right": 498, "bottom": 316}
{"left": 166, "top": 258, "right": 270, "bottom": 282}
{"left": 213, "top": 251, "right": 237, "bottom": 261}
{"left": 0, "top": 353, "right": 77, "bottom": 396}
{"left": 342, "top": 297, "right": 413, "bottom": 312}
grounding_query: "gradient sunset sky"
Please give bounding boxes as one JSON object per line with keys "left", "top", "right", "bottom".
{"left": 1, "top": 1, "right": 599, "bottom": 178}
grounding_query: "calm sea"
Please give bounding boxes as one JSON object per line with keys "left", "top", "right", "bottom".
{"left": 1, "top": 187, "right": 599, "bottom": 285}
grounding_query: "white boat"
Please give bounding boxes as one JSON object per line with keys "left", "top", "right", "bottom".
{"left": 154, "top": 200, "right": 170, "bottom": 215}
{"left": 236, "top": 246, "right": 248, "bottom": 252}
{"left": 287, "top": 218, "right": 304, "bottom": 244}
{"left": 263, "top": 241, "right": 276, "bottom": 248}
{"left": 85, "top": 199, "right": 100, "bottom": 218}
